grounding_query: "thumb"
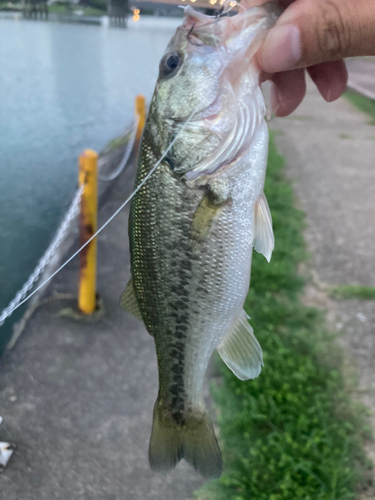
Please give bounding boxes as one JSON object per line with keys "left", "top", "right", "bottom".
{"left": 259, "top": 0, "right": 375, "bottom": 73}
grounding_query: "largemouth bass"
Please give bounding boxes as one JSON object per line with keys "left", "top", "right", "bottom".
{"left": 121, "top": 3, "right": 279, "bottom": 478}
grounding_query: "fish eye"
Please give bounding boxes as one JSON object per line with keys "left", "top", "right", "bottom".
{"left": 160, "top": 52, "right": 182, "bottom": 77}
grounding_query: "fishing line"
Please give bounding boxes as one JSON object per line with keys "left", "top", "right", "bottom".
{"left": 2, "top": 108, "right": 198, "bottom": 323}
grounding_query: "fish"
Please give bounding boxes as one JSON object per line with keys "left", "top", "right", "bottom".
{"left": 121, "top": 2, "right": 279, "bottom": 478}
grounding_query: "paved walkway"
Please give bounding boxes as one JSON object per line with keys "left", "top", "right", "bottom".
{"left": 347, "top": 57, "right": 375, "bottom": 99}
{"left": 271, "top": 79, "right": 375, "bottom": 497}
{"left": 0, "top": 162, "right": 203, "bottom": 499}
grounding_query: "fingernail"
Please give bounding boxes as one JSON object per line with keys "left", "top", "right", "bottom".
{"left": 325, "top": 88, "right": 332, "bottom": 103}
{"left": 261, "top": 24, "right": 301, "bottom": 73}
{"left": 270, "top": 83, "right": 281, "bottom": 116}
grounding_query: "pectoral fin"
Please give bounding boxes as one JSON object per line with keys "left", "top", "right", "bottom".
{"left": 217, "top": 310, "right": 263, "bottom": 380}
{"left": 190, "top": 194, "right": 222, "bottom": 246}
{"left": 254, "top": 192, "right": 274, "bottom": 263}
{"left": 120, "top": 277, "right": 143, "bottom": 321}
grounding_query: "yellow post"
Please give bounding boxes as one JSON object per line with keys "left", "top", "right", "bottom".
{"left": 135, "top": 94, "right": 146, "bottom": 146}
{"left": 78, "top": 149, "right": 98, "bottom": 315}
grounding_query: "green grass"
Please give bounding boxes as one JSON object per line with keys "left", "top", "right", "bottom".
{"left": 329, "top": 285, "right": 375, "bottom": 300}
{"left": 195, "top": 135, "right": 371, "bottom": 500}
{"left": 0, "top": 2, "right": 22, "bottom": 11}
{"left": 48, "top": 4, "right": 105, "bottom": 16}
{"left": 345, "top": 90, "right": 375, "bottom": 125}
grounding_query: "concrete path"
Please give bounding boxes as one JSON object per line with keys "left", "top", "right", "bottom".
{"left": 0, "top": 163, "right": 204, "bottom": 499}
{"left": 347, "top": 57, "right": 375, "bottom": 99}
{"left": 271, "top": 79, "right": 375, "bottom": 497}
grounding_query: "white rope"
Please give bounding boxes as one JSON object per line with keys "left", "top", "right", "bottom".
{"left": 0, "top": 186, "right": 84, "bottom": 327}
{"left": 0, "top": 108, "right": 197, "bottom": 325}
{"left": 99, "top": 116, "right": 139, "bottom": 182}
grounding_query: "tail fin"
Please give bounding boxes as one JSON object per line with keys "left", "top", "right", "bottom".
{"left": 148, "top": 401, "right": 222, "bottom": 478}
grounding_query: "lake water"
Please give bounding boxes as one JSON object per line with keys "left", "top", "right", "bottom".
{"left": 0, "top": 16, "right": 180, "bottom": 353}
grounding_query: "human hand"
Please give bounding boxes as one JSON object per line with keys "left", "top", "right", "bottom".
{"left": 251, "top": 0, "right": 375, "bottom": 116}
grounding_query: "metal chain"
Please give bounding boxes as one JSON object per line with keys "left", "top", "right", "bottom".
{"left": 99, "top": 116, "right": 139, "bottom": 182}
{"left": 0, "top": 186, "right": 84, "bottom": 327}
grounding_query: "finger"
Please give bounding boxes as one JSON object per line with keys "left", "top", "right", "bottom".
{"left": 270, "top": 68, "right": 306, "bottom": 117}
{"left": 259, "top": 0, "right": 375, "bottom": 73}
{"left": 307, "top": 60, "right": 348, "bottom": 103}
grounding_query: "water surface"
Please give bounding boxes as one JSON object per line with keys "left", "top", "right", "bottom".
{"left": 0, "top": 17, "right": 180, "bottom": 352}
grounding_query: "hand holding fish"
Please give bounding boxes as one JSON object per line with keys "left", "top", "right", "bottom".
{"left": 244, "top": 0, "right": 375, "bottom": 116}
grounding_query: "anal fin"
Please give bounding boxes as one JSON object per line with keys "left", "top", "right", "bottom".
{"left": 217, "top": 310, "right": 263, "bottom": 380}
{"left": 120, "top": 277, "right": 143, "bottom": 321}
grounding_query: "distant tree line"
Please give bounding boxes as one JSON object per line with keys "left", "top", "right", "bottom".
{"left": 79, "top": 0, "right": 107, "bottom": 12}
